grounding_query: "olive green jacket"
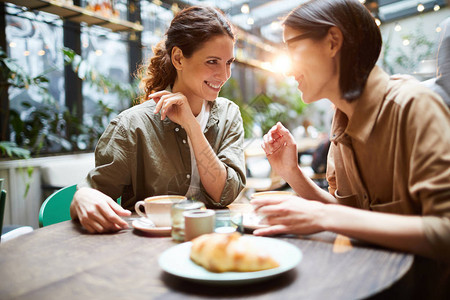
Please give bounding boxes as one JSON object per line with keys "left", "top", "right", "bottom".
{"left": 78, "top": 97, "right": 246, "bottom": 209}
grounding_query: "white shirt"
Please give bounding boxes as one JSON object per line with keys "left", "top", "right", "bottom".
{"left": 185, "top": 101, "right": 210, "bottom": 199}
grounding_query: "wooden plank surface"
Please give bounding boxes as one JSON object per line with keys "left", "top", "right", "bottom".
{"left": 0, "top": 217, "right": 415, "bottom": 300}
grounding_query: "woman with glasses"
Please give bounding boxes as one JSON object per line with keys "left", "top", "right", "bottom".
{"left": 253, "top": 0, "right": 450, "bottom": 262}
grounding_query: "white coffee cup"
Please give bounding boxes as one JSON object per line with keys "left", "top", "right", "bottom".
{"left": 135, "top": 195, "right": 186, "bottom": 227}
{"left": 250, "top": 191, "right": 295, "bottom": 224}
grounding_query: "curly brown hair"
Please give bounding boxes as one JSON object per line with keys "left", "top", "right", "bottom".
{"left": 138, "top": 6, "right": 235, "bottom": 103}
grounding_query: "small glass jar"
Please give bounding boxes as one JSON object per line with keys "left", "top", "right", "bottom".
{"left": 171, "top": 200, "right": 205, "bottom": 242}
{"left": 214, "top": 210, "right": 243, "bottom": 234}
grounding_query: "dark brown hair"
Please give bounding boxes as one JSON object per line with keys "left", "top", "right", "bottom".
{"left": 139, "top": 6, "right": 235, "bottom": 102}
{"left": 283, "top": 0, "right": 382, "bottom": 101}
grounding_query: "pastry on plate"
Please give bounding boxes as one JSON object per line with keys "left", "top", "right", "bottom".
{"left": 190, "top": 232, "right": 279, "bottom": 273}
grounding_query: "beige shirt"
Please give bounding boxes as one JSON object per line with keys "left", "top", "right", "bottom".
{"left": 327, "top": 66, "right": 450, "bottom": 261}
{"left": 78, "top": 97, "right": 246, "bottom": 210}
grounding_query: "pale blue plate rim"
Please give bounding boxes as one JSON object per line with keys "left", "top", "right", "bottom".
{"left": 158, "top": 236, "right": 302, "bottom": 285}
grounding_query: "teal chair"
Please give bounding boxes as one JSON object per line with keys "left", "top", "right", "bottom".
{"left": 39, "top": 184, "right": 77, "bottom": 227}
{"left": 38, "top": 185, "right": 122, "bottom": 227}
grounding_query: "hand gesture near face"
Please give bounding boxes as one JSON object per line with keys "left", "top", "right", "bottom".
{"left": 150, "top": 91, "right": 195, "bottom": 128}
{"left": 261, "top": 122, "right": 298, "bottom": 178}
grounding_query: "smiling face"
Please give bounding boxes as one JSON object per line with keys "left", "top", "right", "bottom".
{"left": 283, "top": 25, "right": 340, "bottom": 104}
{"left": 172, "top": 34, "right": 235, "bottom": 105}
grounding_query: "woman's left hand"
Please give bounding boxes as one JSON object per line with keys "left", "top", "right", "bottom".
{"left": 251, "top": 195, "right": 326, "bottom": 236}
{"left": 149, "top": 91, "right": 195, "bottom": 127}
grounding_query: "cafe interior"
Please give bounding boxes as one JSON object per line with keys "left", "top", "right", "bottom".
{"left": 0, "top": 0, "right": 449, "bottom": 299}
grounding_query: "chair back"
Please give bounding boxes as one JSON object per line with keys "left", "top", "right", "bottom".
{"left": 39, "top": 185, "right": 77, "bottom": 227}
{"left": 0, "top": 190, "right": 6, "bottom": 241}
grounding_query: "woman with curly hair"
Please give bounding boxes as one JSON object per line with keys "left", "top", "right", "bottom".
{"left": 71, "top": 6, "right": 246, "bottom": 233}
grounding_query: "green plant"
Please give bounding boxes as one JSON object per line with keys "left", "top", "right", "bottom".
{"left": 0, "top": 141, "right": 30, "bottom": 159}
{"left": 1, "top": 47, "right": 139, "bottom": 158}
{"left": 254, "top": 79, "right": 306, "bottom": 134}
{"left": 220, "top": 76, "right": 306, "bottom": 138}
{"left": 219, "top": 78, "right": 255, "bottom": 138}
{"left": 381, "top": 22, "right": 436, "bottom": 75}
{"left": 63, "top": 48, "right": 138, "bottom": 108}
{"left": 0, "top": 47, "right": 53, "bottom": 158}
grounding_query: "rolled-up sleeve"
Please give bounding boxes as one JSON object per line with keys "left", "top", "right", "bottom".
{"left": 200, "top": 104, "right": 246, "bottom": 208}
{"left": 406, "top": 94, "right": 450, "bottom": 262}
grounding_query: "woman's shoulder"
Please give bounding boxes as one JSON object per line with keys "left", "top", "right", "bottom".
{"left": 213, "top": 97, "right": 240, "bottom": 114}
{"left": 387, "top": 74, "right": 446, "bottom": 109}
{"left": 111, "top": 100, "right": 158, "bottom": 129}
{"left": 118, "top": 100, "right": 156, "bottom": 118}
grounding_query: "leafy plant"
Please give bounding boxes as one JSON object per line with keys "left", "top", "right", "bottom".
{"left": 219, "top": 78, "right": 256, "bottom": 138}
{"left": 381, "top": 23, "right": 436, "bottom": 75}
{"left": 1, "top": 47, "right": 139, "bottom": 158}
{"left": 220, "top": 75, "right": 306, "bottom": 138}
{"left": 63, "top": 48, "right": 138, "bottom": 108}
{"left": 0, "top": 141, "right": 30, "bottom": 159}
{"left": 0, "top": 47, "right": 59, "bottom": 158}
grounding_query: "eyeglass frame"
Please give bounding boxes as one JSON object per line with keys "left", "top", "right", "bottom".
{"left": 284, "top": 31, "right": 318, "bottom": 46}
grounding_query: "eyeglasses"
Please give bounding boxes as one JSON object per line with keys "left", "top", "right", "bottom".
{"left": 284, "top": 32, "right": 317, "bottom": 46}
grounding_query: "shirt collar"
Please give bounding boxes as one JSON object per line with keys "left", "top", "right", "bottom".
{"left": 331, "top": 66, "right": 390, "bottom": 144}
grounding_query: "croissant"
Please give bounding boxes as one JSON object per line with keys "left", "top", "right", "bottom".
{"left": 190, "top": 232, "right": 280, "bottom": 273}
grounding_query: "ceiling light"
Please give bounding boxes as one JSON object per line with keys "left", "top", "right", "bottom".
{"left": 9, "top": 42, "right": 16, "bottom": 48}
{"left": 38, "top": 50, "right": 45, "bottom": 56}
{"left": 403, "top": 39, "right": 410, "bottom": 46}
{"left": 433, "top": 4, "right": 440, "bottom": 11}
{"left": 436, "top": 26, "right": 442, "bottom": 33}
{"left": 247, "top": 17, "right": 254, "bottom": 25}
{"left": 374, "top": 18, "right": 381, "bottom": 26}
{"left": 241, "top": 4, "right": 249, "bottom": 14}
{"left": 417, "top": 3, "right": 425, "bottom": 12}
{"left": 394, "top": 23, "right": 402, "bottom": 31}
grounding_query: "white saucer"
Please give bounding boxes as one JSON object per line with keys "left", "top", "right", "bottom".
{"left": 132, "top": 218, "right": 171, "bottom": 236}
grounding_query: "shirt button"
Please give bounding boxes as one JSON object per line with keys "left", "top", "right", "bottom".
{"left": 183, "top": 139, "right": 186, "bottom": 144}
{"left": 175, "top": 128, "right": 179, "bottom": 132}
{"left": 186, "top": 174, "right": 191, "bottom": 179}
{"left": 363, "top": 194, "right": 368, "bottom": 199}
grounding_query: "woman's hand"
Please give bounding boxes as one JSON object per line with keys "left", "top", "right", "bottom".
{"left": 251, "top": 195, "right": 326, "bottom": 236}
{"left": 149, "top": 91, "right": 195, "bottom": 128}
{"left": 70, "top": 187, "right": 131, "bottom": 234}
{"left": 261, "top": 122, "right": 298, "bottom": 178}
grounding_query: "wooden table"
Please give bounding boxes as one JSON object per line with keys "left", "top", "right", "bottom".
{"left": 0, "top": 211, "right": 425, "bottom": 300}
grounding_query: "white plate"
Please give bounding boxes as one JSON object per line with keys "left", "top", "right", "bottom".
{"left": 132, "top": 218, "right": 171, "bottom": 236}
{"left": 242, "top": 213, "right": 269, "bottom": 230}
{"left": 158, "top": 236, "right": 302, "bottom": 285}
